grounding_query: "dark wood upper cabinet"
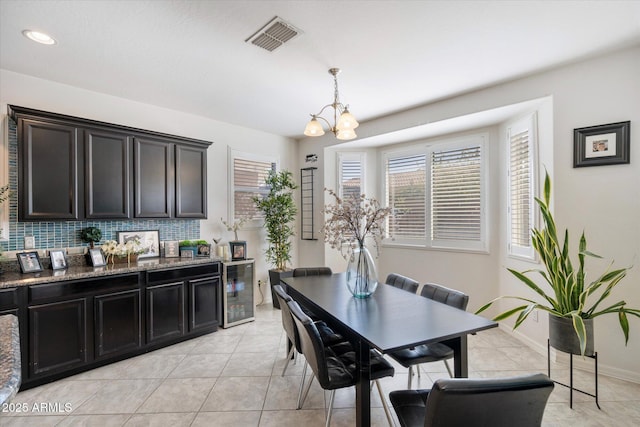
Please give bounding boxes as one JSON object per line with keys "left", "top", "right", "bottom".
{"left": 18, "top": 118, "right": 80, "bottom": 221}
{"left": 9, "top": 105, "right": 212, "bottom": 220}
{"left": 85, "top": 129, "right": 132, "bottom": 219}
{"left": 134, "top": 137, "right": 173, "bottom": 218}
{"left": 176, "top": 145, "right": 207, "bottom": 218}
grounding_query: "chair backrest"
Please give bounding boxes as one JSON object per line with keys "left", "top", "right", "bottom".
{"left": 292, "top": 267, "right": 333, "bottom": 277}
{"left": 420, "top": 283, "right": 469, "bottom": 311}
{"left": 424, "top": 373, "right": 554, "bottom": 427}
{"left": 385, "top": 273, "right": 419, "bottom": 294}
{"left": 287, "top": 299, "right": 355, "bottom": 390}
{"left": 272, "top": 285, "right": 300, "bottom": 352}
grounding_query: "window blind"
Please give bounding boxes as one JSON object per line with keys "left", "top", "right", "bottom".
{"left": 431, "top": 146, "right": 482, "bottom": 241}
{"left": 385, "top": 154, "right": 427, "bottom": 239}
{"left": 340, "top": 159, "right": 362, "bottom": 199}
{"left": 509, "top": 129, "right": 533, "bottom": 248}
{"left": 233, "top": 157, "right": 275, "bottom": 219}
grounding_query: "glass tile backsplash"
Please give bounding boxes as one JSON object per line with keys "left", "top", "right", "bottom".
{"left": 0, "top": 120, "right": 200, "bottom": 253}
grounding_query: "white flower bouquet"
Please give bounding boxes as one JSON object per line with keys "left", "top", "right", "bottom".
{"left": 101, "top": 238, "right": 145, "bottom": 264}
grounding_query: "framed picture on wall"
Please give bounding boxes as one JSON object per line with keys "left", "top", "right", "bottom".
{"left": 573, "top": 121, "right": 630, "bottom": 167}
{"left": 17, "top": 251, "right": 43, "bottom": 273}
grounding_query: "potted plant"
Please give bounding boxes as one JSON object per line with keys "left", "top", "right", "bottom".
{"left": 477, "top": 172, "right": 639, "bottom": 356}
{"left": 253, "top": 170, "right": 297, "bottom": 308}
{"left": 80, "top": 226, "right": 102, "bottom": 249}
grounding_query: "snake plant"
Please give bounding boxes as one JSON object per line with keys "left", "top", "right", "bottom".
{"left": 477, "top": 171, "right": 639, "bottom": 355}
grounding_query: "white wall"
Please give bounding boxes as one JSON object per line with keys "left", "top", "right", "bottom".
{"left": 0, "top": 69, "right": 297, "bottom": 304}
{"left": 297, "top": 46, "right": 640, "bottom": 381}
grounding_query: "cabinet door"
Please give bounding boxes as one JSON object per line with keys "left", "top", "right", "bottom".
{"left": 134, "top": 137, "right": 173, "bottom": 218}
{"left": 147, "top": 282, "right": 185, "bottom": 343}
{"left": 175, "top": 145, "right": 207, "bottom": 218}
{"left": 29, "top": 299, "right": 88, "bottom": 377}
{"left": 18, "top": 118, "right": 80, "bottom": 220}
{"left": 188, "top": 276, "right": 219, "bottom": 332}
{"left": 95, "top": 289, "right": 141, "bottom": 359}
{"left": 85, "top": 129, "right": 132, "bottom": 219}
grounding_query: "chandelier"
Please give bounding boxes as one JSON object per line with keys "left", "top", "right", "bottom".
{"left": 304, "top": 68, "right": 359, "bottom": 140}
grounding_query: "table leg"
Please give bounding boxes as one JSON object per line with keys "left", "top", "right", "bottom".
{"left": 443, "top": 335, "right": 468, "bottom": 378}
{"left": 355, "top": 339, "right": 372, "bottom": 427}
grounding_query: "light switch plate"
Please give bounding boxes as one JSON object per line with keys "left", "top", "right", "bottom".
{"left": 24, "top": 235, "right": 36, "bottom": 249}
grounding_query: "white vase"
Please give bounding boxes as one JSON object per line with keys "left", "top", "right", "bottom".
{"left": 346, "top": 245, "right": 378, "bottom": 298}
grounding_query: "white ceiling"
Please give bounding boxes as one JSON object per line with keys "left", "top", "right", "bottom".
{"left": 1, "top": 1, "right": 639, "bottom": 140}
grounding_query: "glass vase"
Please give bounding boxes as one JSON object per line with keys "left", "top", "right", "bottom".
{"left": 346, "top": 245, "right": 378, "bottom": 298}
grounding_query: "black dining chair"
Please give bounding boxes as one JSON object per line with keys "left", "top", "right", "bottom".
{"left": 273, "top": 285, "right": 344, "bottom": 408}
{"left": 287, "top": 299, "right": 395, "bottom": 427}
{"left": 385, "top": 273, "right": 419, "bottom": 294}
{"left": 273, "top": 285, "right": 343, "bottom": 375}
{"left": 389, "top": 373, "right": 554, "bottom": 427}
{"left": 292, "top": 267, "right": 333, "bottom": 277}
{"left": 387, "top": 283, "right": 469, "bottom": 388}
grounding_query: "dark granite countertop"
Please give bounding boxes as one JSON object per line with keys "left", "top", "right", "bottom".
{"left": 0, "top": 256, "right": 222, "bottom": 289}
{"left": 0, "top": 314, "right": 21, "bottom": 405}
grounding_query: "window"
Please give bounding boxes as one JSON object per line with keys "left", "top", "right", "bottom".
{"left": 507, "top": 113, "right": 538, "bottom": 259}
{"left": 383, "top": 134, "right": 487, "bottom": 251}
{"left": 431, "top": 143, "right": 483, "bottom": 246}
{"left": 337, "top": 152, "right": 365, "bottom": 199}
{"left": 384, "top": 151, "right": 427, "bottom": 242}
{"left": 229, "top": 150, "right": 276, "bottom": 221}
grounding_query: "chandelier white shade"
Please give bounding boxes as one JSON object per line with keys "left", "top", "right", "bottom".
{"left": 304, "top": 68, "right": 359, "bottom": 140}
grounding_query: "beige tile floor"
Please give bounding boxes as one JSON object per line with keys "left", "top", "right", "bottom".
{"left": 1, "top": 304, "right": 639, "bottom": 426}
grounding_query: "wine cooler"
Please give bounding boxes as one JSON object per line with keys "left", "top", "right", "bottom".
{"left": 222, "top": 259, "right": 255, "bottom": 327}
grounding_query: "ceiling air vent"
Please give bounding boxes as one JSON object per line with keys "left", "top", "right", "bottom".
{"left": 245, "top": 16, "right": 301, "bottom": 52}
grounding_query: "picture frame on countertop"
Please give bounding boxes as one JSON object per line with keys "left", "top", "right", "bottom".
{"left": 197, "top": 243, "right": 211, "bottom": 257}
{"left": 117, "top": 230, "right": 160, "bottom": 259}
{"left": 574, "top": 121, "right": 630, "bottom": 167}
{"left": 49, "top": 250, "right": 68, "bottom": 270}
{"left": 89, "top": 248, "right": 106, "bottom": 267}
{"left": 164, "top": 240, "right": 180, "bottom": 258}
{"left": 17, "top": 251, "right": 43, "bottom": 273}
{"left": 230, "top": 241, "right": 246, "bottom": 261}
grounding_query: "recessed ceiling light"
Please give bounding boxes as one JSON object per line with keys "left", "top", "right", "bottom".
{"left": 22, "top": 30, "right": 56, "bottom": 45}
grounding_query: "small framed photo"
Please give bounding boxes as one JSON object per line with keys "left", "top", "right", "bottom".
{"left": 197, "top": 243, "right": 211, "bottom": 258}
{"left": 17, "top": 251, "right": 43, "bottom": 273}
{"left": 164, "top": 240, "right": 180, "bottom": 258}
{"left": 89, "top": 248, "right": 106, "bottom": 267}
{"left": 574, "top": 121, "right": 630, "bottom": 167}
{"left": 49, "top": 250, "right": 68, "bottom": 270}
{"left": 117, "top": 230, "right": 160, "bottom": 259}
{"left": 230, "top": 241, "right": 246, "bottom": 261}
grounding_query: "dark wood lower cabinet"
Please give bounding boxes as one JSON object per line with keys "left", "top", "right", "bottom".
{"left": 29, "top": 299, "right": 88, "bottom": 377}
{"left": 189, "top": 276, "right": 220, "bottom": 331}
{"left": 95, "top": 289, "right": 141, "bottom": 359}
{"left": 19, "top": 262, "right": 221, "bottom": 390}
{"left": 147, "top": 282, "right": 185, "bottom": 343}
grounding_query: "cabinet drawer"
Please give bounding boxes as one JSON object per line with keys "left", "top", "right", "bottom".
{"left": 30, "top": 274, "right": 139, "bottom": 303}
{"left": 147, "top": 263, "right": 220, "bottom": 284}
{"left": 0, "top": 288, "right": 18, "bottom": 311}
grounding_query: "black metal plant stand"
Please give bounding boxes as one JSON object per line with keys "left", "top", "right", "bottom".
{"left": 547, "top": 339, "right": 600, "bottom": 409}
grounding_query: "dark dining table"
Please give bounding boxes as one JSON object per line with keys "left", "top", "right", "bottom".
{"left": 283, "top": 273, "right": 498, "bottom": 427}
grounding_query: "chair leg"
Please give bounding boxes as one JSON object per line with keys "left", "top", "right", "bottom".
{"left": 407, "top": 366, "right": 413, "bottom": 389}
{"left": 417, "top": 363, "right": 421, "bottom": 378}
{"left": 299, "top": 369, "right": 316, "bottom": 410}
{"left": 374, "top": 380, "right": 395, "bottom": 427}
{"left": 297, "top": 363, "right": 310, "bottom": 409}
{"left": 325, "top": 389, "right": 336, "bottom": 427}
{"left": 282, "top": 346, "right": 295, "bottom": 376}
{"left": 443, "top": 360, "right": 453, "bottom": 377}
